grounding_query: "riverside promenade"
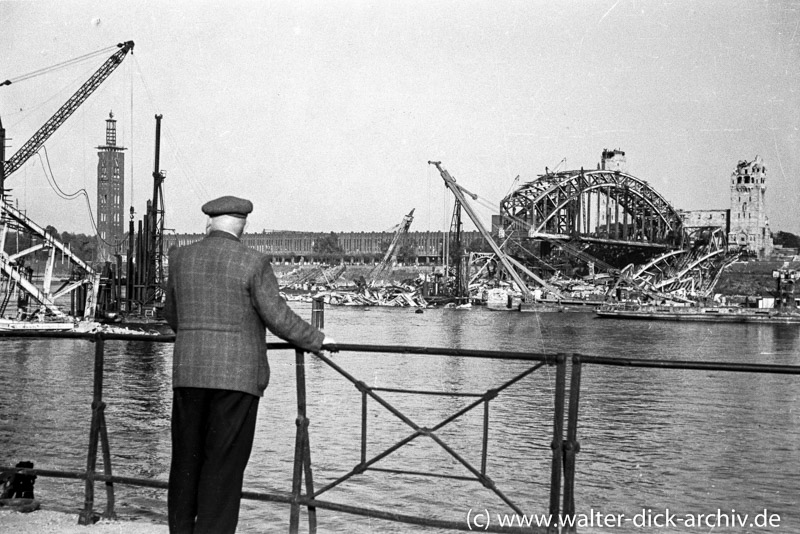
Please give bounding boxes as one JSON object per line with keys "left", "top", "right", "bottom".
{"left": 0, "top": 509, "right": 167, "bottom": 533}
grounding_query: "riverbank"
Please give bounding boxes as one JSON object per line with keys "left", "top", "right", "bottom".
{"left": 0, "top": 510, "right": 167, "bottom": 533}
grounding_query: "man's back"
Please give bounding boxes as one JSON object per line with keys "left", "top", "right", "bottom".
{"left": 165, "top": 230, "right": 323, "bottom": 396}
{"left": 166, "top": 196, "right": 331, "bottom": 534}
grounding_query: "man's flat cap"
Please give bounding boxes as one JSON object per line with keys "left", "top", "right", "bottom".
{"left": 201, "top": 196, "right": 253, "bottom": 218}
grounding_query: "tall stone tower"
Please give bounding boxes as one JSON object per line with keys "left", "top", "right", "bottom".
{"left": 96, "top": 112, "right": 126, "bottom": 262}
{"left": 729, "top": 155, "right": 773, "bottom": 258}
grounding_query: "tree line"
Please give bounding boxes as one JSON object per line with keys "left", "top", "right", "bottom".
{"left": 2, "top": 225, "right": 97, "bottom": 263}
{"left": 774, "top": 231, "right": 800, "bottom": 249}
{"left": 5, "top": 227, "right": 799, "bottom": 267}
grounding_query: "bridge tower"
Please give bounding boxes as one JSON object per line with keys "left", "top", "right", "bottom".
{"left": 600, "top": 148, "right": 627, "bottom": 172}
{"left": 96, "top": 112, "right": 126, "bottom": 263}
{"left": 729, "top": 155, "right": 772, "bottom": 258}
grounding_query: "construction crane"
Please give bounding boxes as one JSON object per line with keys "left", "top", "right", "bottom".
{"left": 1, "top": 41, "right": 135, "bottom": 198}
{"left": 367, "top": 208, "right": 415, "bottom": 285}
{"left": 0, "top": 41, "right": 134, "bottom": 319}
{"left": 428, "top": 161, "right": 565, "bottom": 302}
{"left": 146, "top": 114, "right": 166, "bottom": 307}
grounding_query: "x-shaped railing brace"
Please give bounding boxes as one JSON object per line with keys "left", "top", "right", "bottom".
{"left": 308, "top": 351, "right": 547, "bottom": 516}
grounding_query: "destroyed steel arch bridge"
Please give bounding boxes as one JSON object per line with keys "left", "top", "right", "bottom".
{"left": 498, "top": 168, "right": 735, "bottom": 298}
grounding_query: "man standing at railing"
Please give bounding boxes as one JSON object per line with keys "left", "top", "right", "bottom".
{"left": 164, "top": 195, "right": 336, "bottom": 534}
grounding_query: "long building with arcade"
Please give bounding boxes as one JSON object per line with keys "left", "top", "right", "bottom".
{"left": 164, "top": 229, "right": 482, "bottom": 266}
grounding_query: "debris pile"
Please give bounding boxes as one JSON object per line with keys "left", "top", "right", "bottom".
{"left": 316, "top": 285, "right": 428, "bottom": 307}
{"left": 278, "top": 266, "right": 615, "bottom": 309}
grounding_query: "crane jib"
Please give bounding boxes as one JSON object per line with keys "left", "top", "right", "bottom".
{"left": 0, "top": 40, "right": 135, "bottom": 195}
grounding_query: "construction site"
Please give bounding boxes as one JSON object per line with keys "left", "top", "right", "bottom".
{"left": 1, "top": 41, "right": 793, "bottom": 322}
{"left": 1, "top": 42, "right": 169, "bottom": 331}
{"left": 217, "top": 152, "right": 785, "bottom": 311}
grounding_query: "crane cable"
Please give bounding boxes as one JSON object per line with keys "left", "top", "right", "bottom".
{"left": 1, "top": 45, "right": 118, "bottom": 87}
{"left": 37, "top": 146, "right": 128, "bottom": 247}
{"left": 132, "top": 55, "right": 209, "bottom": 202}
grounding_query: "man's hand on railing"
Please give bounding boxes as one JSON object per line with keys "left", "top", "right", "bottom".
{"left": 321, "top": 335, "right": 339, "bottom": 354}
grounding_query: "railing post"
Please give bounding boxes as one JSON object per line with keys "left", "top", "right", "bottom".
{"left": 78, "top": 334, "right": 117, "bottom": 525}
{"left": 79, "top": 335, "right": 103, "bottom": 524}
{"left": 562, "top": 354, "right": 582, "bottom": 533}
{"left": 290, "top": 349, "right": 317, "bottom": 534}
{"left": 99, "top": 403, "right": 116, "bottom": 520}
{"left": 547, "top": 354, "right": 566, "bottom": 533}
{"left": 311, "top": 297, "right": 324, "bottom": 329}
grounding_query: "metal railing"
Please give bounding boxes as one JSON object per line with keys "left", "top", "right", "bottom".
{"left": 0, "top": 330, "right": 567, "bottom": 534}
{"left": 3, "top": 329, "right": 800, "bottom": 533}
{"left": 561, "top": 354, "right": 800, "bottom": 534}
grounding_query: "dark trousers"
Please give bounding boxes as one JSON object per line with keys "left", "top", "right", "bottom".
{"left": 168, "top": 387, "right": 260, "bottom": 534}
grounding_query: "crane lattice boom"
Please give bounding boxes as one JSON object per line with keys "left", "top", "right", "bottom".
{"left": 2, "top": 41, "right": 134, "bottom": 187}
{"left": 368, "top": 208, "right": 415, "bottom": 283}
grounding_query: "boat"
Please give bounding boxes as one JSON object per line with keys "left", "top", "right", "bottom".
{"left": 98, "top": 314, "right": 173, "bottom": 335}
{"left": 0, "top": 317, "right": 165, "bottom": 335}
{"left": 486, "top": 288, "right": 515, "bottom": 311}
{"left": 596, "top": 303, "right": 800, "bottom": 324}
{"left": 0, "top": 318, "right": 83, "bottom": 332}
{"left": 520, "top": 302, "right": 566, "bottom": 313}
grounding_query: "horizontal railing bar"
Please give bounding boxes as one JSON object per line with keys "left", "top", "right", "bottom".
{"left": 1, "top": 465, "right": 543, "bottom": 533}
{"left": 367, "top": 466, "right": 479, "bottom": 481}
{"left": 0, "top": 332, "right": 558, "bottom": 361}
{"left": 576, "top": 355, "right": 800, "bottom": 374}
{"left": 0, "top": 467, "right": 171, "bottom": 492}
{"left": 4, "top": 331, "right": 799, "bottom": 376}
{"left": 325, "top": 343, "right": 558, "bottom": 362}
{"left": 0, "top": 467, "right": 94, "bottom": 481}
{"left": 0, "top": 467, "right": 319, "bottom": 509}
{"left": 298, "top": 496, "right": 546, "bottom": 534}
{"left": 370, "top": 386, "right": 484, "bottom": 397}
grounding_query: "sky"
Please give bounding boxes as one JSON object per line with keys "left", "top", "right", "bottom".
{"left": 2, "top": 0, "right": 799, "bottom": 237}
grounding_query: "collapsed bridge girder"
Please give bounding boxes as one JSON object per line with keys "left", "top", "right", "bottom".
{"left": 1, "top": 201, "right": 99, "bottom": 319}
{"left": 629, "top": 227, "right": 736, "bottom": 298}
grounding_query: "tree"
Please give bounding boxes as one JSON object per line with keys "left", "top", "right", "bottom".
{"left": 466, "top": 238, "right": 493, "bottom": 254}
{"left": 312, "top": 232, "right": 343, "bottom": 258}
{"left": 396, "top": 239, "right": 418, "bottom": 265}
{"left": 774, "top": 231, "right": 800, "bottom": 249}
{"left": 59, "top": 232, "right": 97, "bottom": 262}
{"left": 44, "top": 225, "right": 60, "bottom": 239}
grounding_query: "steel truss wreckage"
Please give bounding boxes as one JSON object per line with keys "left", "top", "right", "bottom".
{"left": 1, "top": 202, "right": 100, "bottom": 318}
{"left": 0, "top": 41, "right": 134, "bottom": 319}
{"left": 432, "top": 162, "right": 738, "bottom": 303}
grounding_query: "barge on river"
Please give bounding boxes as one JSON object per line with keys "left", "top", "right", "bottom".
{"left": 596, "top": 303, "right": 800, "bottom": 324}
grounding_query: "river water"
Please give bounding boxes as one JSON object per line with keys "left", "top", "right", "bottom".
{"left": 1, "top": 304, "right": 798, "bottom": 533}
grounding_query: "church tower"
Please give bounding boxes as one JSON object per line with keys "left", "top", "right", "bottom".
{"left": 729, "top": 155, "right": 772, "bottom": 258}
{"left": 96, "top": 112, "right": 126, "bottom": 262}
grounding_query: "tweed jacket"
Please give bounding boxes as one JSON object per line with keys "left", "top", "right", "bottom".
{"left": 164, "top": 230, "right": 324, "bottom": 397}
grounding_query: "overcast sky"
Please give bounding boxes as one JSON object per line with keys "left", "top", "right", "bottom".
{"left": 2, "top": 0, "right": 799, "bottom": 236}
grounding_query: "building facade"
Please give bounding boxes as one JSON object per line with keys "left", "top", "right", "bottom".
{"left": 679, "top": 156, "right": 773, "bottom": 258}
{"left": 165, "top": 230, "right": 483, "bottom": 265}
{"left": 96, "top": 112, "right": 126, "bottom": 262}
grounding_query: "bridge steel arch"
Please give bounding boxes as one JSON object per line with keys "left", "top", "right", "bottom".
{"left": 500, "top": 169, "right": 686, "bottom": 251}
{"left": 496, "top": 169, "right": 741, "bottom": 300}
